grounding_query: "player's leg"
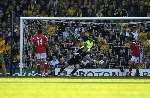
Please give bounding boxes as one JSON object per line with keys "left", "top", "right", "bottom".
{"left": 69, "top": 55, "right": 83, "bottom": 76}
{"left": 134, "top": 56, "right": 140, "bottom": 68}
{"left": 58, "top": 54, "right": 80, "bottom": 76}
{"left": 35, "top": 53, "right": 42, "bottom": 76}
{"left": 70, "top": 64, "right": 80, "bottom": 76}
{"left": 40, "top": 53, "right": 49, "bottom": 76}
{"left": 57, "top": 63, "right": 68, "bottom": 76}
{"left": 36, "top": 61, "right": 41, "bottom": 76}
{"left": 58, "top": 49, "right": 87, "bottom": 76}
{"left": 130, "top": 56, "right": 137, "bottom": 68}
{"left": 57, "top": 55, "right": 74, "bottom": 76}
{"left": 44, "top": 62, "right": 49, "bottom": 76}
{"left": 69, "top": 51, "right": 88, "bottom": 76}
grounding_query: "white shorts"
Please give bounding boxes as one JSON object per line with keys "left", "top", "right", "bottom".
{"left": 131, "top": 56, "right": 140, "bottom": 64}
{"left": 35, "top": 53, "right": 47, "bottom": 61}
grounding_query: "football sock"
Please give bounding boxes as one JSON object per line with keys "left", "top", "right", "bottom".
{"left": 44, "top": 63, "right": 49, "bottom": 74}
{"left": 36, "top": 64, "right": 41, "bottom": 74}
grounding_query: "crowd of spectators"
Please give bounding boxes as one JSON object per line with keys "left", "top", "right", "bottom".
{"left": 0, "top": 0, "right": 150, "bottom": 30}
{"left": 0, "top": 0, "right": 150, "bottom": 46}
{"left": 0, "top": 0, "right": 150, "bottom": 74}
{"left": 23, "top": 20, "right": 150, "bottom": 71}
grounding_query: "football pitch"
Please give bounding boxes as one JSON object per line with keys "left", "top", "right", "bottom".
{"left": 0, "top": 77, "right": 150, "bottom": 98}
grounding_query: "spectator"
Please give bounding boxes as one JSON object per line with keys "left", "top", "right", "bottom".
{"left": 50, "top": 56, "right": 60, "bottom": 68}
{"left": 131, "top": 26, "right": 139, "bottom": 41}
{"left": 114, "top": 7, "right": 128, "bottom": 17}
{"left": 57, "top": 55, "right": 66, "bottom": 68}
{"left": 62, "top": 28, "right": 70, "bottom": 40}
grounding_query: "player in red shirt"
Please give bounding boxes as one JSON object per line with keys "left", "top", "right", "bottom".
{"left": 130, "top": 41, "right": 141, "bottom": 57}
{"left": 129, "top": 39, "right": 141, "bottom": 67}
{"left": 32, "top": 30, "right": 49, "bottom": 76}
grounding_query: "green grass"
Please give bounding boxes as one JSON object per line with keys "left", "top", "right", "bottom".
{"left": 0, "top": 78, "right": 150, "bottom": 98}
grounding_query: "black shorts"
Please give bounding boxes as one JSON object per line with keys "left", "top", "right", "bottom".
{"left": 67, "top": 51, "right": 88, "bottom": 65}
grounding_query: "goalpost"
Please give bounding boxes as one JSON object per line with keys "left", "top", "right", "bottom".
{"left": 20, "top": 17, "right": 150, "bottom": 76}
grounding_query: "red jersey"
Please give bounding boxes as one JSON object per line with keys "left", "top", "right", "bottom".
{"left": 32, "top": 33, "right": 48, "bottom": 53}
{"left": 130, "top": 42, "right": 141, "bottom": 57}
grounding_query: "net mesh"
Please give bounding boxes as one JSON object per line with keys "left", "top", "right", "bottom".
{"left": 20, "top": 18, "right": 150, "bottom": 75}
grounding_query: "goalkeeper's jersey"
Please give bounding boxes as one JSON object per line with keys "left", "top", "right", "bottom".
{"left": 86, "top": 40, "right": 94, "bottom": 52}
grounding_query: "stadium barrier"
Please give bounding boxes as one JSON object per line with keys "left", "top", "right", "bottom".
{"left": 1, "top": 69, "right": 150, "bottom": 76}
{"left": 55, "top": 68, "right": 150, "bottom": 76}
{"left": 55, "top": 68, "right": 135, "bottom": 76}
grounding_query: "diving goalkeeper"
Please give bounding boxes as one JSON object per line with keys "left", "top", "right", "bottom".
{"left": 58, "top": 38, "right": 94, "bottom": 76}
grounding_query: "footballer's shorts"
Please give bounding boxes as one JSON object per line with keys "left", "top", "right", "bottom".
{"left": 131, "top": 56, "right": 140, "bottom": 64}
{"left": 35, "top": 53, "right": 47, "bottom": 61}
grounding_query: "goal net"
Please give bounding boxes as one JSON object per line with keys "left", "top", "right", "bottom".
{"left": 20, "top": 17, "right": 150, "bottom": 76}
